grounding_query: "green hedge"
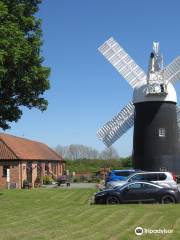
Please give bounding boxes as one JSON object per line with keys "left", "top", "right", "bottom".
{"left": 65, "top": 157, "right": 132, "bottom": 172}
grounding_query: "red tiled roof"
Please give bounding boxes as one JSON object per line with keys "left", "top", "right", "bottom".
{"left": 0, "top": 133, "right": 63, "bottom": 161}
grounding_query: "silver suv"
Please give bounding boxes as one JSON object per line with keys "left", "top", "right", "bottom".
{"left": 106, "top": 172, "right": 178, "bottom": 189}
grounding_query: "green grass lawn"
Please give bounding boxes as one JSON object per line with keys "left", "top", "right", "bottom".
{"left": 0, "top": 188, "right": 180, "bottom": 240}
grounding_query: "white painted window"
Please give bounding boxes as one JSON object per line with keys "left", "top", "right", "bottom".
{"left": 159, "top": 128, "right": 166, "bottom": 137}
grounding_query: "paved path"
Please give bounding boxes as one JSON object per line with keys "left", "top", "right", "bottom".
{"left": 44, "top": 182, "right": 97, "bottom": 189}
{"left": 66, "top": 183, "right": 96, "bottom": 188}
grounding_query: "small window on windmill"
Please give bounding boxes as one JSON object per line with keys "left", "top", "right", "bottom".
{"left": 159, "top": 128, "right": 166, "bottom": 137}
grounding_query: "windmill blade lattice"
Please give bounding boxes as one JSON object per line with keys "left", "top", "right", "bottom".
{"left": 97, "top": 101, "right": 134, "bottom": 147}
{"left": 98, "top": 37, "right": 147, "bottom": 88}
{"left": 163, "top": 56, "right": 180, "bottom": 84}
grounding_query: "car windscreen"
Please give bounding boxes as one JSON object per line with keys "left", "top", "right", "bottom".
{"left": 144, "top": 174, "right": 158, "bottom": 181}
{"left": 114, "top": 171, "right": 134, "bottom": 177}
{"left": 129, "top": 174, "right": 146, "bottom": 181}
{"left": 129, "top": 173, "right": 164, "bottom": 181}
{"left": 113, "top": 183, "right": 129, "bottom": 190}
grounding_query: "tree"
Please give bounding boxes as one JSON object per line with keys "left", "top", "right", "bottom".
{"left": 120, "top": 157, "right": 132, "bottom": 168}
{"left": 55, "top": 144, "right": 100, "bottom": 160}
{"left": 100, "top": 147, "right": 119, "bottom": 160}
{"left": 0, "top": 0, "right": 50, "bottom": 129}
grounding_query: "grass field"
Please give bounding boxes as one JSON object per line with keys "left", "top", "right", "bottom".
{"left": 0, "top": 188, "right": 180, "bottom": 240}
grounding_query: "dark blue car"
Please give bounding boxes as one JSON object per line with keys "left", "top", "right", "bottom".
{"left": 106, "top": 170, "right": 137, "bottom": 183}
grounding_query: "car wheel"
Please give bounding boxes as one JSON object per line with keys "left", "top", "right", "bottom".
{"left": 161, "top": 195, "right": 176, "bottom": 204}
{"left": 106, "top": 196, "right": 119, "bottom": 204}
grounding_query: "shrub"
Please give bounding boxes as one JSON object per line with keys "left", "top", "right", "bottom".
{"left": 92, "top": 176, "right": 101, "bottom": 183}
{"left": 43, "top": 175, "right": 53, "bottom": 185}
{"left": 80, "top": 175, "right": 86, "bottom": 182}
{"left": 73, "top": 178, "right": 77, "bottom": 183}
{"left": 73, "top": 177, "right": 79, "bottom": 183}
{"left": 120, "top": 158, "right": 132, "bottom": 168}
{"left": 35, "top": 176, "right": 43, "bottom": 184}
{"left": 23, "top": 179, "right": 29, "bottom": 187}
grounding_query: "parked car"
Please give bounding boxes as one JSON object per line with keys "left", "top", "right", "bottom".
{"left": 106, "top": 172, "right": 177, "bottom": 189}
{"left": 94, "top": 181, "right": 180, "bottom": 204}
{"left": 105, "top": 169, "right": 140, "bottom": 183}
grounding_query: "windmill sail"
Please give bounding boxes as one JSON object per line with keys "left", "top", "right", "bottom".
{"left": 163, "top": 56, "right": 180, "bottom": 84}
{"left": 97, "top": 102, "right": 134, "bottom": 147}
{"left": 98, "top": 37, "right": 146, "bottom": 88}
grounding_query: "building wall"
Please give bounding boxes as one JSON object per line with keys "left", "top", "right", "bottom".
{"left": 57, "top": 162, "right": 64, "bottom": 176}
{"left": 0, "top": 160, "right": 65, "bottom": 189}
{"left": 10, "top": 162, "right": 21, "bottom": 188}
{"left": 0, "top": 161, "right": 21, "bottom": 189}
{"left": 21, "top": 162, "right": 27, "bottom": 188}
{"left": 46, "top": 161, "right": 65, "bottom": 178}
{"left": 31, "top": 162, "right": 37, "bottom": 187}
{"left": 40, "top": 162, "right": 45, "bottom": 177}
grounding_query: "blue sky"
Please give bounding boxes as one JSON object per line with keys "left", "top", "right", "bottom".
{"left": 6, "top": 0, "right": 180, "bottom": 156}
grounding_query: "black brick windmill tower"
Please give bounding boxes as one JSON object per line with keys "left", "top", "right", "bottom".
{"left": 97, "top": 37, "right": 180, "bottom": 174}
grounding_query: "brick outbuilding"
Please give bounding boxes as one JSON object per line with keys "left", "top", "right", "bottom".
{"left": 0, "top": 133, "right": 65, "bottom": 189}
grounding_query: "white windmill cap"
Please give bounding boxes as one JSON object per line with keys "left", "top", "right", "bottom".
{"left": 133, "top": 82, "right": 177, "bottom": 104}
{"left": 153, "top": 42, "right": 160, "bottom": 55}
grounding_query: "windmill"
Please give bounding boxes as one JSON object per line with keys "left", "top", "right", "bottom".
{"left": 97, "top": 37, "right": 180, "bottom": 174}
